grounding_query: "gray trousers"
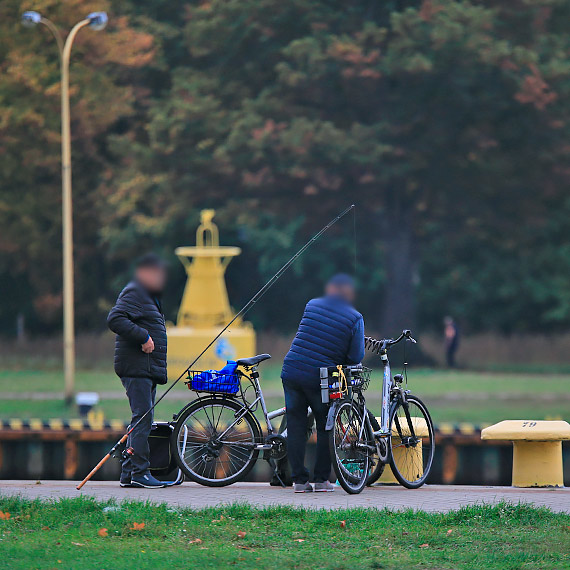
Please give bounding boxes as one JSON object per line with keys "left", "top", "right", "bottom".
{"left": 120, "top": 377, "right": 156, "bottom": 478}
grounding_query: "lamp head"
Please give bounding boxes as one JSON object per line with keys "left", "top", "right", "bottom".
{"left": 22, "top": 11, "right": 42, "bottom": 28}
{"left": 87, "top": 12, "right": 108, "bottom": 31}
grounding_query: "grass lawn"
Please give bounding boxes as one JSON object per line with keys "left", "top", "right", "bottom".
{"left": 0, "top": 498, "right": 569, "bottom": 570}
{"left": 0, "top": 367, "right": 569, "bottom": 424}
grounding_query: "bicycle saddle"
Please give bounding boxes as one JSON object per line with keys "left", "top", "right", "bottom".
{"left": 236, "top": 354, "right": 272, "bottom": 367}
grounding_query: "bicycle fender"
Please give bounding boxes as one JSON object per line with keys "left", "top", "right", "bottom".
{"left": 325, "top": 402, "right": 341, "bottom": 431}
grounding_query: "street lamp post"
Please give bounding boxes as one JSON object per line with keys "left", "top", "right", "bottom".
{"left": 22, "top": 11, "right": 108, "bottom": 404}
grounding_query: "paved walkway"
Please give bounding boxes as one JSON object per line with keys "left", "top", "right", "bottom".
{"left": 1, "top": 481, "right": 569, "bottom": 513}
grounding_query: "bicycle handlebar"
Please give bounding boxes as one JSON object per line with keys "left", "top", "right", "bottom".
{"left": 365, "top": 329, "right": 417, "bottom": 354}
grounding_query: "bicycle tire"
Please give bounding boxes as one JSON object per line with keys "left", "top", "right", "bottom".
{"left": 329, "top": 400, "right": 372, "bottom": 494}
{"left": 171, "top": 397, "right": 262, "bottom": 487}
{"left": 388, "top": 394, "right": 435, "bottom": 489}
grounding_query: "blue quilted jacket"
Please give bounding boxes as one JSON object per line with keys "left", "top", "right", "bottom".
{"left": 281, "top": 295, "right": 364, "bottom": 387}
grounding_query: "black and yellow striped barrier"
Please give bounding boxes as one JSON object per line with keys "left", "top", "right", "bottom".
{"left": 0, "top": 418, "right": 129, "bottom": 432}
{"left": 0, "top": 418, "right": 486, "bottom": 437}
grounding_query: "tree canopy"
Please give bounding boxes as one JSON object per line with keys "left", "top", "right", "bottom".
{"left": 1, "top": 0, "right": 568, "bottom": 336}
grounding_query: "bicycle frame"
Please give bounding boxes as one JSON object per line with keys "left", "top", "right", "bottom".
{"left": 378, "top": 350, "right": 393, "bottom": 435}
{"left": 194, "top": 366, "right": 304, "bottom": 455}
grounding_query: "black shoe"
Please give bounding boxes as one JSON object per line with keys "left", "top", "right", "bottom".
{"left": 120, "top": 475, "right": 133, "bottom": 488}
{"left": 131, "top": 473, "right": 167, "bottom": 489}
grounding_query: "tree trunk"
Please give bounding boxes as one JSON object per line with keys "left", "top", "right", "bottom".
{"left": 379, "top": 188, "right": 417, "bottom": 335}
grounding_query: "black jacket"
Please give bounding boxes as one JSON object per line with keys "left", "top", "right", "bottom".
{"left": 107, "top": 280, "right": 168, "bottom": 384}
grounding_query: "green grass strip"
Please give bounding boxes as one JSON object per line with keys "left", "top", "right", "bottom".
{"left": 0, "top": 497, "right": 569, "bottom": 569}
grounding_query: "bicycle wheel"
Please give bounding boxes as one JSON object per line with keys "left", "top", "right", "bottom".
{"left": 329, "top": 400, "right": 372, "bottom": 494}
{"left": 366, "top": 412, "right": 386, "bottom": 485}
{"left": 171, "top": 397, "right": 261, "bottom": 487}
{"left": 389, "top": 394, "right": 435, "bottom": 489}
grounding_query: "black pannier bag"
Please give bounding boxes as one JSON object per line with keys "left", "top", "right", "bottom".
{"left": 149, "top": 422, "right": 183, "bottom": 484}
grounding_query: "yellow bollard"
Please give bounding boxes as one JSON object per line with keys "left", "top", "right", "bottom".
{"left": 481, "top": 420, "right": 570, "bottom": 488}
{"left": 376, "top": 416, "right": 428, "bottom": 485}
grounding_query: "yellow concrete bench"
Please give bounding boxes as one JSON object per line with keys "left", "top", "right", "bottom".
{"left": 376, "top": 416, "right": 428, "bottom": 484}
{"left": 481, "top": 420, "right": 570, "bottom": 488}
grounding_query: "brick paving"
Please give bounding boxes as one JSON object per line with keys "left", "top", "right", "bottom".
{"left": 1, "top": 481, "right": 569, "bottom": 512}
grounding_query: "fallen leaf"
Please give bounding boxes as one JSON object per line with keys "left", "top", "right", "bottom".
{"left": 294, "top": 539, "right": 305, "bottom": 543}
{"left": 0, "top": 511, "right": 11, "bottom": 520}
{"left": 42, "top": 526, "right": 50, "bottom": 531}
{"left": 419, "top": 543, "right": 429, "bottom": 548}
{"left": 237, "top": 545, "right": 255, "bottom": 551}
{"left": 212, "top": 515, "right": 225, "bottom": 523}
{"left": 402, "top": 531, "right": 409, "bottom": 535}
{"left": 189, "top": 539, "right": 203, "bottom": 545}
{"left": 130, "top": 522, "right": 145, "bottom": 531}
{"left": 98, "top": 528, "right": 108, "bottom": 537}
{"left": 340, "top": 520, "right": 346, "bottom": 528}
{"left": 446, "top": 529, "right": 453, "bottom": 536}
{"left": 236, "top": 531, "right": 246, "bottom": 539}
{"left": 71, "top": 542, "right": 85, "bottom": 547}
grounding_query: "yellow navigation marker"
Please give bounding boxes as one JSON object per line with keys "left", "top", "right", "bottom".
{"left": 167, "top": 210, "right": 255, "bottom": 377}
{"left": 482, "top": 420, "right": 570, "bottom": 488}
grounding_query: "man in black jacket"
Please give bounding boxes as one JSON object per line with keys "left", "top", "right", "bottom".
{"left": 107, "top": 253, "right": 169, "bottom": 488}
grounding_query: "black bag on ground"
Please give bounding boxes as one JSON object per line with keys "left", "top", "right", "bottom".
{"left": 149, "top": 422, "right": 183, "bottom": 484}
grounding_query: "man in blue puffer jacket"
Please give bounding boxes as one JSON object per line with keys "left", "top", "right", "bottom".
{"left": 282, "top": 274, "right": 364, "bottom": 493}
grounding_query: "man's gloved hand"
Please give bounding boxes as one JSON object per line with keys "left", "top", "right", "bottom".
{"left": 141, "top": 336, "right": 155, "bottom": 353}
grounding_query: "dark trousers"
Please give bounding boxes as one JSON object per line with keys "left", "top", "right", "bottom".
{"left": 446, "top": 344, "right": 458, "bottom": 368}
{"left": 283, "top": 380, "right": 331, "bottom": 484}
{"left": 120, "top": 377, "right": 156, "bottom": 479}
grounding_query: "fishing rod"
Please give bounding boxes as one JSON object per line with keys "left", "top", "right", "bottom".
{"left": 77, "top": 204, "right": 355, "bottom": 489}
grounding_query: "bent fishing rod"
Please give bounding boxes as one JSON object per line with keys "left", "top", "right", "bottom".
{"left": 76, "top": 204, "right": 355, "bottom": 489}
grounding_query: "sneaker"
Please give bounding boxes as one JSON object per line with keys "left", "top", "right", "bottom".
{"left": 131, "top": 473, "right": 168, "bottom": 489}
{"left": 120, "top": 475, "right": 133, "bottom": 488}
{"left": 314, "top": 481, "right": 335, "bottom": 492}
{"left": 293, "top": 482, "right": 313, "bottom": 493}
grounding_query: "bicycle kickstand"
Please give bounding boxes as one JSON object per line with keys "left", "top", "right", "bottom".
{"left": 267, "top": 457, "right": 287, "bottom": 488}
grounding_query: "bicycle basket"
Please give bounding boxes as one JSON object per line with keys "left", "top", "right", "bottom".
{"left": 350, "top": 367, "right": 371, "bottom": 392}
{"left": 187, "top": 363, "right": 240, "bottom": 395}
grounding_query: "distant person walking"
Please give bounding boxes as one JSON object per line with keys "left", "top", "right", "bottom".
{"left": 444, "top": 316, "right": 459, "bottom": 368}
{"left": 281, "top": 274, "right": 365, "bottom": 493}
{"left": 107, "top": 254, "right": 169, "bottom": 489}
